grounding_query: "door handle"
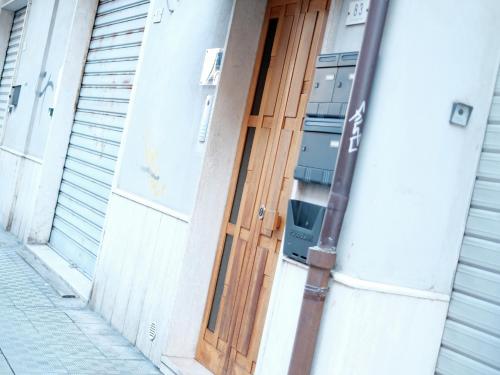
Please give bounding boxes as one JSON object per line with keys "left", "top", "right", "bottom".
{"left": 261, "top": 209, "right": 282, "bottom": 236}
{"left": 258, "top": 205, "right": 265, "bottom": 220}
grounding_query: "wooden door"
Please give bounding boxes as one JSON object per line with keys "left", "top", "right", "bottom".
{"left": 197, "top": 1, "right": 328, "bottom": 374}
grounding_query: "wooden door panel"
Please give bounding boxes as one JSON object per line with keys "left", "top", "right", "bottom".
{"left": 262, "top": 129, "right": 293, "bottom": 237}
{"left": 309, "top": 0, "right": 329, "bottom": 11}
{"left": 197, "top": 338, "right": 225, "bottom": 374}
{"left": 230, "top": 237, "right": 261, "bottom": 357}
{"left": 264, "top": 240, "right": 281, "bottom": 276}
{"left": 303, "top": 3, "right": 327, "bottom": 88}
{"left": 269, "top": 4, "right": 282, "bottom": 18}
{"left": 246, "top": 275, "right": 274, "bottom": 367}
{"left": 197, "top": 0, "right": 329, "bottom": 373}
{"left": 241, "top": 127, "right": 271, "bottom": 230}
{"left": 219, "top": 238, "right": 248, "bottom": 341}
{"left": 236, "top": 246, "right": 269, "bottom": 355}
{"left": 232, "top": 354, "right": 254, "bottom": 375}
{"left": 285, "top": 10, "right": 320, "bottom": 118}
{"left": 263, "top": 5, "right": 296, "bottom": 117}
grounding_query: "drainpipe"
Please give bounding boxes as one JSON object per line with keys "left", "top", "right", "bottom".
{"left": 287, "top": 1, "right": 390, "bottom": 374}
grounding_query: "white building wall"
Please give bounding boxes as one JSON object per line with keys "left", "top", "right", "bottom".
{"left": 89, "top": 0, "right": 241, "bottom": 366}
{"left": 90, "top": 193, "right": 189, "bottom": 365}
{"left": 2, "top": 0, "right": 57, "bottom": 151}
{"left": 1, "top": 1, "right": 498, "bottom": 374}
{"left": 114, "top": 0, "right": 234, "bottom": 216}
{"left": 256, "top": 1, "right": 500, "bottom": 374}
{"left": 0, "top": 0, "right": 80, "bottom": 240}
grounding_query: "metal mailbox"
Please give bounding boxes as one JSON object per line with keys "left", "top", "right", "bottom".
{"left": 294, "top": 117, "right": 343, "bottom": 185}
{"left": 306, "top": 52, "right": 358, "bottom": 118}
{"left": 294, "top": 51, "right": 358, "bottom": 186}
{"left": 283, "top": 200, "right": 325, "bottom": 264}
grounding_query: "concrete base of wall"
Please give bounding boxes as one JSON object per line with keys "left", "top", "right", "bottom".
{"left": 19, "top": 244, "right": 92, "bottom": 301}
{"left": 256, "top": 257, "right": 451, "bottom": 375}
{"left": 160, "top": 356, "right": 213, "bottom": 375}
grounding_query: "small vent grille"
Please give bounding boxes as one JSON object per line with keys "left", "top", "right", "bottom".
{"left": 149, "top": 322, "right": 156, "bottom": 341}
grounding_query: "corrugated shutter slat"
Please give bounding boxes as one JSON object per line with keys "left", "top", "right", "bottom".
{"left": 436, "top": 70, "right": 500, "bottom": 374}
{"left": 0, "top": 8, "right": 26, "bottom": 132}
{"left": 49, "top": 0, "right": 149, "bottom": 277}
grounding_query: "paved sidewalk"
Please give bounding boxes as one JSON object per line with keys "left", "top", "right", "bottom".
{"left": 0, "top": 230, "right": 161, "bottom": 375}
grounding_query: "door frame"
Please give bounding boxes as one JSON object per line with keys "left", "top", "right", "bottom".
{"left": 195, "top": 0, "right": 330, "bottom": 372}
{"left": 161, "top": 0, "right": 270, "bottom": 361}
{"left": 195, "top": 4, "right": 276, "bottom": 370}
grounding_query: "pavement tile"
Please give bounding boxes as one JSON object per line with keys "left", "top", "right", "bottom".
{"left": 23, "top": 308, "right": 73, "bottom": 323}
{"left": 100, "top": 345, "right": 146, "bottom": 360}
{"left": 64, "top": 310, "right": 106, "bottom": 325}
{"left": 0, "top": 351, "right": 13, "bottom": 375}
{"left": 85, "top": 334, "right": 131, "bottom": 348}
{"left": 0, "top": 231, "right": 161, "bottom": 375}
{"left": 110, "top": 359, "right": 160, "bottom": 374}
{"left": 76, "top": 322, "right": 118, "bottom": 336}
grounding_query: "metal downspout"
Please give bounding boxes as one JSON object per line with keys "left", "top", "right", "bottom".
{"left": 287, "top": 1, "right": 390, "bottom": 374}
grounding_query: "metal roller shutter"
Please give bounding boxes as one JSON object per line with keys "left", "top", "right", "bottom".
{"left": 0, "top": 7, "right": 27, "bottom": 134}
{"left": 435, "top": 69, "right": 500, "bottom": 375}
{"left": 49, "top": 0, "right": 150, "bottom": 278}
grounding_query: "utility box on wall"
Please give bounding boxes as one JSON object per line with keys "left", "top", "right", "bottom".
{"left": 307, "top": 52, "right": 357, "bottom": 118}
{"left": 283, "top": 200, "right": 326, "bottom": 263}
{"left": 294, "top": 51, "right": 358, "bottom": 186}
{"left": 285, "top": 51, "right": 358, "bottom": 264}
{"left": 294, "top": 118, "right": 343, "bottom": 185}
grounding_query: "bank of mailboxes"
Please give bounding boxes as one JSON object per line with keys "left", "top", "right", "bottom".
{"left": 306, "top": 52, "right": 358, "bottom": 118}
{"left": 294, "top": 118, "right": 343, "bottom": 185}
{"left": 294, "top": 51, "right": 358, "bottom": 186}
{"left": 285, "top": 52, "right": 357, "bottom": 264}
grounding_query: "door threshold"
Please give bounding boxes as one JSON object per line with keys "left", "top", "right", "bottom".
{"left": 18, "top": 244, "right": 92, "bottom": 301}
{"left": 160, "top": 356, "right": 213, "bottom": 375}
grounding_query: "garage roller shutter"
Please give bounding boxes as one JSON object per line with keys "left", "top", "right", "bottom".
{"left": 0, "top": 7, "right": 27, "bottom": 134}
{"left": 49, "top": 0, "right": 150, "bottom": 278}
{"left": 435, "top": 70, "right": 500, "bottom": 375}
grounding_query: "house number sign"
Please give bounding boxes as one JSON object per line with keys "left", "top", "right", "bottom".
{"left": 346, "top": 0, "right": 369, "bottom": 26}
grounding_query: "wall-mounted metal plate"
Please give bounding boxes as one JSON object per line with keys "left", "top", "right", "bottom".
{"left": 450, "top": 102, "right": 473, "bottom": 127}
{"left": 149, "top": 322, "right": 156, "bottom": 341}
{"left": 8, "top": 85, "right": 21, "bottom": 112}
{"left": 153, "top": 7, "right": 164, "bottom": 23}
{"left": 283, "top": 200, "right": 326, "bottom": 264}
{"left": 346, "top": 0, "right": 370, "bottom": 26}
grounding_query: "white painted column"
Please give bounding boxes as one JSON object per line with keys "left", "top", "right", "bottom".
{"left": 255, "top": 1, "right": 500, "bottom": 374}
{"left": 27, "top": 0, "right": 98, "bottom": 243}
{"left": 163, "top": 0, "right": 267, "bottom": 359}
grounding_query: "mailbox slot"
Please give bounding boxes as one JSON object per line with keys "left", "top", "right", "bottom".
{"left": 283, "top": 200, "right": 326, "bottom": 264}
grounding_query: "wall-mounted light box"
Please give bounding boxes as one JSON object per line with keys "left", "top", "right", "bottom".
{"left": 450, "top": 102, "right": 473, "bottom": 127}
